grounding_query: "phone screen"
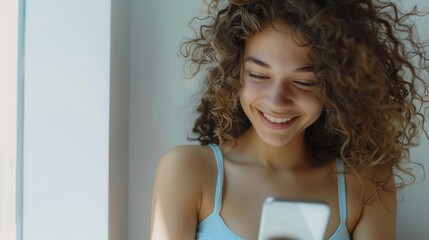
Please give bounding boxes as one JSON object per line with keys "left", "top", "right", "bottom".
{"left": 258, "top": 197, "right": 330, "bottom": 240}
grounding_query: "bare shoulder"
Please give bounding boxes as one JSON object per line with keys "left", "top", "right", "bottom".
{"left": 154, "top": 145, "right": 217, "bottom": 195}
{"left": 151, "top": 144, "right": 217, "bottom": 239}
{"left": 161, "top": 144, "right": 214, "bottom": 161}
{"left": 360, "top": 166, "right": 396, "bottom": 202}
{"left": 158, "top": 144, "right": 216, "bottom": 177}
{"left": 347, "top": 165, "right": 396, "bottom": 240}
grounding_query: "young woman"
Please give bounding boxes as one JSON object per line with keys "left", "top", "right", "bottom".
{"left": 151, "top": 0, "right": 428, "bottom": 239}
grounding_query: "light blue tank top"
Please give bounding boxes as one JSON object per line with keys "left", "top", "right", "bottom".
{"left": 196, "top": 144, "right": 351, "bottom": 240}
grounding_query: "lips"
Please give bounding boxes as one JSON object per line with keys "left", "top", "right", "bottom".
{"left": 262, "top": 112, "right": 293, "bottom": 123}
{"left": 258, "top": 110, "right": 298, "bottom": 130}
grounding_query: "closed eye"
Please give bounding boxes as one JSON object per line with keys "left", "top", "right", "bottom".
{"left": 249, "top": 73, "right": 268, "bottom": 81}
{"left": 293, "top": 80, "right": 320, "bottom": 89}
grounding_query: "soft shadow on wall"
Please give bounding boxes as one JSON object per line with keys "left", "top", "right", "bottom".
{"left": 128, "top": 0, "right": 204, "bottom": 239}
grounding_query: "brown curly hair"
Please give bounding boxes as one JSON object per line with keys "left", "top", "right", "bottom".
{"left": 180, "top": 0, "right": 429, "bottom": 190}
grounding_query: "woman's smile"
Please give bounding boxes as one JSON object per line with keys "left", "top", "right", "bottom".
{"left": 259, "top": 110, "right": 299, "bottom": 130}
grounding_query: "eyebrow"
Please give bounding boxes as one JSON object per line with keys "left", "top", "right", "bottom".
{"left": 244, "top": 56, "right": 314, "bottom": 72}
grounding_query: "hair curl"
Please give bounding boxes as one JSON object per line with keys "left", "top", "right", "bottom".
{"left": 180, "top": 0, "right": 429, "bottom": 191}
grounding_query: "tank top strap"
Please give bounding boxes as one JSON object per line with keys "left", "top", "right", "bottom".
{"left": 208, "top": 144, "right": 224, "bottom": 215}
{"left": 336, "top": 158, "right": 347, "bottom": 223}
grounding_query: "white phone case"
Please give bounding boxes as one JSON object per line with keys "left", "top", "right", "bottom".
{"left": 258, "top": 197, "right": 331, "bottom": 240}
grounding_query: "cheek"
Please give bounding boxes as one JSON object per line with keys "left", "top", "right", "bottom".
{"left": 239, "top": 89, "right": 249, "bottom": 111}
{"left": 311, "top": 99, "right": 324, "bottom": 119}
{"left": 316, "top": 104, "right": 324, "bottom": 118}
{"left": 239, "top": 85, "right": 256, "bottom": 118}
{"left": 313, "top": 92, "right": 324, "bottom": 112}
{"left": 300, "top": 93, "right": 324, "bottom": 117}
{"left": 240, "top": 81, "right": 262, "bottom": 101}
{"left": 239, "top": 83, "right": 251, "bottom": 106}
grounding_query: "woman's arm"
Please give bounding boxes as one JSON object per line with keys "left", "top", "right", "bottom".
{"left": 151, "top": 146, "right": 205, "bottom": 240}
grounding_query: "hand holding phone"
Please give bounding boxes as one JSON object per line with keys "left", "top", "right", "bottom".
{"left": 258, "top": 197, "right": 331, "bottom": 240}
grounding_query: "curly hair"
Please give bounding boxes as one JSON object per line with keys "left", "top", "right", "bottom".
{"left": 180, "top": 0, "right": 429, "bottom": 191}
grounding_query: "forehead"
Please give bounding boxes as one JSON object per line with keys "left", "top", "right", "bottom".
{"left": 243, "top": 22, "right": 313, "bottom": 68}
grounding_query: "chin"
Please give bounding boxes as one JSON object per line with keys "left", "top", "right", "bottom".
{"left": 260, "top": 136, "right": 292, "bottom": 148}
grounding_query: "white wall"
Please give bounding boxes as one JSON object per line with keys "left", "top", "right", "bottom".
{"left": 0, "top": 1, "right": 19, "bottom": 239}
{"left": 23, "top": 0, "right": 131, "bottom": 239}
{"left": 129, "top": 0, "right": 429, "bottom": 239}
{"left": 23, "top": 1, "right": 111, "bottom": 239}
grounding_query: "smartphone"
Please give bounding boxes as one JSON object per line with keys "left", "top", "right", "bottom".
{"left": 258, "top": 197, "right": 331, "bottom": 240}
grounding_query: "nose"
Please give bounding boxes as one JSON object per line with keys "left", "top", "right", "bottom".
{"left": 265, "top": 80, "right": 293, "bottom": 107}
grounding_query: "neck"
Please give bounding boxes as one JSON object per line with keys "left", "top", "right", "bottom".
{"left": 230, "top": 128, "right": 315, "bottom": 171}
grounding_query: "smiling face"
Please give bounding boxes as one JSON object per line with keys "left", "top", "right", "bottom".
{"left": 239, "top": 22, "right": 324, "bottom": 147}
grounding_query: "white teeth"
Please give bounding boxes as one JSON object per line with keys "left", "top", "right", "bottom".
{"left": 263, "top": 113, "right": 293, "bottom": 123}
